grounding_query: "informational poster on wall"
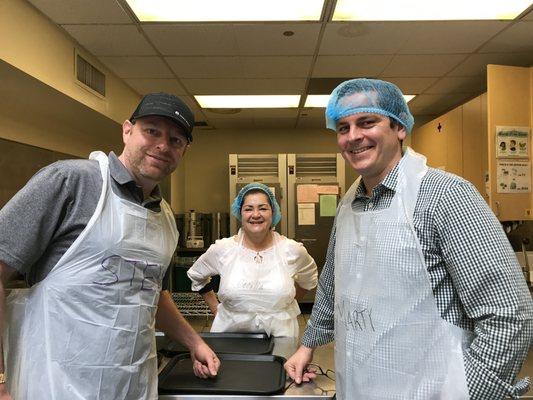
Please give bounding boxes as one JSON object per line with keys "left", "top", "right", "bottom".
{"left": 496, "top": 161, "right": 531, "bottom": 193}
{"left": 496, "top": 126, "right": 529, "bottom": 158}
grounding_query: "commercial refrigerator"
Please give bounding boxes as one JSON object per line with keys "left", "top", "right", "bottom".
{"left": 229, "top": 153, "right": 345, "bottom": 304}
{"left": 229, "top": 154, "right": 288, "bottom": 236}
{"left": 287, "top": 153, "right": 345, "bottom": 303}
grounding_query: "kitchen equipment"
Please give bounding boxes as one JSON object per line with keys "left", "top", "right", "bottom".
{"left": 158, "top": 353, "right": 286, "bottom": 395}
{"left": 161, "top": 332, "right": 274, "bottom": 357}
{"left": 185, "top": 211, "right": 204, "bottom": 248}
{"left": 208, "top": 212, "right": 229, "bottom": 244}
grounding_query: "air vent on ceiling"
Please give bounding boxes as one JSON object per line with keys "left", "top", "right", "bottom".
{"left": 76, "top": 53, "right": 106, "bottom": 97}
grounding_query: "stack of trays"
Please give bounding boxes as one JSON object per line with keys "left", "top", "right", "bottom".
{"left": 158, "top": 332, "right": 286, "bottom": 396}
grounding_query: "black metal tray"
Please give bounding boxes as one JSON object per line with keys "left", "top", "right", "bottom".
{"left": 161, "top": 332, "right": 274, "bottom": 356}
{"left": 158, "top": 353, "right": 286, "bottom": 395}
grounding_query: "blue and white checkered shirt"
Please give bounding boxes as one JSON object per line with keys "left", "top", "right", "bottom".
{"left": 301, "top": 156, "right": 533, "bottom": 400}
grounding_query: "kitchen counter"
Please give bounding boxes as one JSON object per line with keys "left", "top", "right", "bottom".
{"left": 158, "top": 337, "right": 335, "bottom": 399}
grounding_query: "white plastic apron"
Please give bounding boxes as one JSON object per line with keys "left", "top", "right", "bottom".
{"left": 4, "top": 151, "right": 178, "bottom": 400}
{"left": 212, "top": 230, "right": 300, "bottom": 338}
{"left": 334, "top": 148, "right": 470, "bottom": 399}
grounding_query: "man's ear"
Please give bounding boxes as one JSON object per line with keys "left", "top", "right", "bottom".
{"left": 122, "top": 120, "right": 133, "bottom": 144}
{"left": 397, "top": 127, "right": 407, "bottom": 141}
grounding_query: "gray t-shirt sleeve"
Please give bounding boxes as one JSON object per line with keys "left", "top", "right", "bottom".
{"left": 0, "top": 160, "right": 100, "bottom": 281}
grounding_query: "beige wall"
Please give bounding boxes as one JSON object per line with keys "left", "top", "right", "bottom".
{"left": 411, "top": 94, "right": 488, "bottom": 197}
{"left": 173, "top": 128, "right": 358, "bottom": 213}
{"left": 0, "top": 0, "right": 140, "bottom": 126}
{"left": 0, "top": 0, "right": 139, "bottom": 159}
{"left": 487, "top": 65, "right": 532, "bottom": 221}
{"left": 0, "top": 59, "right": 123, "bottom": 158}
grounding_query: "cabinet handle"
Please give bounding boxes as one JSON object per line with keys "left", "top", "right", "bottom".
{"left": 495, "top": 201, "right": 500, "bottom": 217}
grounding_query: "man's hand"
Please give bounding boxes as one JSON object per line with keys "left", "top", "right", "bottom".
{"left": 189, "top": 341, "right": 220, "bottom": 379}
{"left": 284, "top": 345, "right": 317, "bottom": 384}
{"left": 0, "top": 384, "right": 12, "bottom": 400}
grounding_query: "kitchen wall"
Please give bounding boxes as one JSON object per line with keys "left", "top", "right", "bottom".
{"left": 0, "top": 0, "right": 140, "bottom": 126}
{"left": 172, "top": 128, "right": 358, "bottom": 213}
{"left": 411, "top": 94, "right": 488, "bottom": 198}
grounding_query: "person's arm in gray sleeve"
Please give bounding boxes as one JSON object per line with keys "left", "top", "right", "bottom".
{"left": 436, "top": 181, "right": 533, "bottom": 400}
{"left": 0, "top": 163, "right": 75, "bottom": 399}
{"left": 0, "top": 163, "right": 75, "bottom": 280}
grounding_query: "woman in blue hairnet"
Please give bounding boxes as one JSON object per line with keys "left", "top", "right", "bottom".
{"left": 188, "top": 183, "right": 318, "bottom": 338}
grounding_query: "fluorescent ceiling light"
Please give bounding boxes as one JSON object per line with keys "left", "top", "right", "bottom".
{"left": 126, "top": 0, "right": 324, "bottom": 22}
{"left": 195, "top": 95, "right": 301, "bottom": 108}
{"left": 333, "top": 0, "right": 531, "bottom": 21}
{"left": 304, "top": 94, "right": 415, "bottom": 107}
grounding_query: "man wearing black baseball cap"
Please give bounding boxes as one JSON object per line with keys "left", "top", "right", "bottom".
{"left": 0, "top": 93, "right": 219, "bottom": 400}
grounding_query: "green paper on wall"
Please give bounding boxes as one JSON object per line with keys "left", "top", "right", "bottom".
{"left": 319, "top": 195, "right": 337, "bottom": 217}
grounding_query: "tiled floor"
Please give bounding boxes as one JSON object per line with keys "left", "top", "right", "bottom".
{"left": 185, "top": 313, "right": 533, "bottom": 397}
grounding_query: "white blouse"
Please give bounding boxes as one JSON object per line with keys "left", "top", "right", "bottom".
{"left": 188, "top": 231, "right": 318, "bottom": 293}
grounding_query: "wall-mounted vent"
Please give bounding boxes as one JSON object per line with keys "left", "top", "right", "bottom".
{"left": 76, "top": 54, "right": 105, "bottom": 97}
{"left": 295, "top": 154, "right": 338, "bottom": 177}
{"left": 237, "top": 155, "right": 279, "bottom": 177}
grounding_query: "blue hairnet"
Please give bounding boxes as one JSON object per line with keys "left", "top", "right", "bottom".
{"left": 325, "top": 78, "right": 414, "bottom": 133}
{"left": 231, "top": 183, "right": 282, "bottom": 227}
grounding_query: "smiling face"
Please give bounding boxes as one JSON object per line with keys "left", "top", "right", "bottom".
{"left": 119, "top": 115, "right": 188, "bottom": 193}
{"left": 240, "top": 191, "right": 273, "bottom": 237}
{"left": 336, "top": 112, "right": 406, "bottom": 192}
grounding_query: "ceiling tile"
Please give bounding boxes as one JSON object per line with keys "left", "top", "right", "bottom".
{"left": 408, "top": 93, "right": 470, "bottom": 115}
{"left": 166, "top": 57, "right": 243, "bottom": 78}
{"left": 98, "top": 56, "right": 173, "bottom": 78}
{"left": 423, "top": 76, "right": 486, "bottom": 95}
{"left": 253, "top": 118, "right": 297, "bottom": 128}
{"left": 479, "top": 22, "right": 533, "bottom": 53}
{"left": 233, "top": 23, "right": 321, "bottom": 55}
{"left": 319, "top": 22, "right": 413, "bottom": 55}
{"left": 63, "top": 25, "right": 156, "bottom": 56}
{"left": 143, "top": 24, "right": 238, "bottom": 56}
{"left": 28, "top": 0, "right": 131, "bottom": 24}
{"left": 397, "top": 21, "right": 509, "bottom": 54}
{"left": 123, "top": 78, "right": 187, "bottom": 95}
{"left": 296, "top": 116, "right": 325, "bottom": 129}
{"left": 379, "top": 77, "right": 439, "bottom": 94}
{"left": 209, "top": 118, "right": 255, "bottom": 129}
{"left": 312, "top": 55, "right": 393, "bottom": 77}
{"left": 242, "top": 56, "right": 313, "bottom": 78}
{"left": 144, "top": 23, "right": 320, "bottom": 56}
{"left": 448, "top": 53, "right": 533, "bottom": 77}
{"left": 177, "top": 96, "right": 203, "bottom": 116}
{"left": 204, "top": 108, "right": 255, "bottom": 119}
{"left": 382, "top": 54, "right": 467, "bottom": 77}
{"left": 300, "top": 108, "right": 327, "bottom": 118}
{"left": 250, "top": 109, "right": 299, "bottom": 118}
{"left": 182, "top": 78, "right": 306, "bottom": 94}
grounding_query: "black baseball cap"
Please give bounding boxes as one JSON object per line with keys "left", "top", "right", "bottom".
{"left": 130, "top": 92, "right": 194, "bottom": 143}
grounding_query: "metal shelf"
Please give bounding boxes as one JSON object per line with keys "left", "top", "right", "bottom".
{"left": 172, "top": 292, "right": 213, "bottom": 317}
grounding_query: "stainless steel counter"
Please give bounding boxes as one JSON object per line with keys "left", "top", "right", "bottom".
{"left": 158, "top": 337, "right": 335, "bottom": 399}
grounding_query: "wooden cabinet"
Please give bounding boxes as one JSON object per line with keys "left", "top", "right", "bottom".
{"left": 412, "top": 65, "right": 532, "bottom": 222}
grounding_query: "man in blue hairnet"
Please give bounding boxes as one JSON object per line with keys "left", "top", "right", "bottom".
{"left": 284, "top": 78, "right": 533, "bottom": 400}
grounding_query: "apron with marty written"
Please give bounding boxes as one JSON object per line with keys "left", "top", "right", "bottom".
{"left": 334, "top": 148, "right": 470, "bottom": 399}
{"left": 4, "top": 151, "right": 178, "bottom": 400}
